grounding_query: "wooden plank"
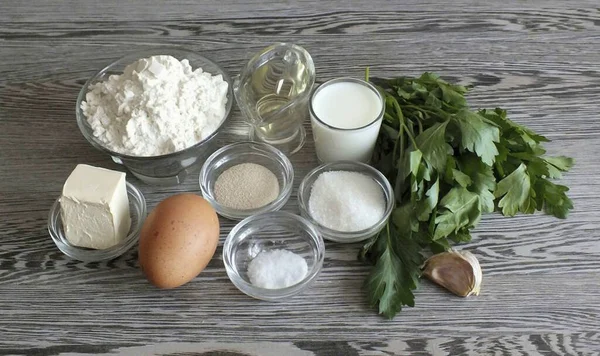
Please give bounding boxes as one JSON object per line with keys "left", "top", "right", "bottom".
{"left": 1, "top": 1, "right": 599, "bottom": 354}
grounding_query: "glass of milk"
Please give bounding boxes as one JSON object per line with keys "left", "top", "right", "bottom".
{"left": 309, "top": 78, "right": 385, "bottom": 163}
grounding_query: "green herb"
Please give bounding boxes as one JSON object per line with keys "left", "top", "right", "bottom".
{"left": 361, "top": 72, "right": 573, "bottom": 318}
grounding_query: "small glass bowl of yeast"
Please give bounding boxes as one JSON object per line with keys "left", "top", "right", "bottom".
{"left": 47, "top": 181, "right": 147, "bottom": 262}
{"left": 297, "top": 160, "right": 394, "bottom": 243}
{"left": 223, "top": 211, "right": 325, "bottom": 301}
{"left": 199, "top": 141, "right": 294, "bottom": 220}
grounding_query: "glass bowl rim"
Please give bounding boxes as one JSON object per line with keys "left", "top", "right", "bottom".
{"left": 297, "top": 160, "right": 394, "bottom": 243}
{"left": 309, "top": 77, "right": 385, "bottom": 132}
{"left": 47, "top": 181, "right": 147, "bottom": 262}
{"left": 199, "top": 141, "right": 295, "bottom": 220}
{"left": 75, "top": 46, "right": 234, "bottom": 160}
{"left": 222, "top": 211, "right": 325, "bottom": 300}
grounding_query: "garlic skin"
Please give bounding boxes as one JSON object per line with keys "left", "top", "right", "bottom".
{"left": 422, "top": 250, "right": 482, "bottom": 297}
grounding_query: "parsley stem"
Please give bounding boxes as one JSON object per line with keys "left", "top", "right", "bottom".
{"left": 384, "top": 112, "right": 396, "bottom": 124}
{"left": 390, "top": 96, "right": 418, "bottom": 149}
{"left": 396, "top": 120, "right": 404, "bottom": 166}
{"left": 405, "top": 126, "right": 418, "bottom": 149}
{"left": 403, "top": 104, "right": 445, "bottom": 118}
{"left": 416, "top": 118, "right": 424, "bottom": 135}
{"left": 386, "top": 221, "right": 392, "bottom": 247}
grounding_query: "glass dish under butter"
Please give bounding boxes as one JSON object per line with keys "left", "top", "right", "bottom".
{"left": 48, "top": 181, "right": 147, "bottom": 262}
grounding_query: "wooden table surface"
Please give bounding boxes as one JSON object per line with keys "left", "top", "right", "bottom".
{"left": 1, "top": 1, "right": 599, "bottom": 355}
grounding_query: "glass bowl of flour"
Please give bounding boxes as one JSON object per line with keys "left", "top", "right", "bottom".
{"left": 76, "top": 48, "right": 233, "bottom": 185}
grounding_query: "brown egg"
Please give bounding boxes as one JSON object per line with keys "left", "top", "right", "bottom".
{"left": 139, "top": 193, "right": 220, "bottom": 289}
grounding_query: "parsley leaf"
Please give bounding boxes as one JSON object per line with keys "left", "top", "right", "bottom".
{"left": 362, "top": 71, "right": 573, "bottom": 318}
{"left": 362, "top": 209, "right": 423, "bottom": 318}
{"left": 544, "top": 156, "right": 574, "bottom": 179}
{"left": 416, "top": 177, "right": 440, "bottom": 221}
{"left": 364, "top": 241, "right": 407, "bottom": 318}
{"left": 452, "top": 169, "right": 472, "bottom": 188}
{"left": 536, "top": 179, "right": 574, "bottom": 218}
{"left": 453, "top": 109, "right": 500, "bottom": 166}
{"left": 415, "top": 121, "right": 453, "bottom": 172}
{"left": 459, "top": 155, "right": 496, "bottom": 214}
{"left": 495, "top": 164, "right": 531, "bottom": 216}
{"left": 434, "top": 187, "right": 481, "bottom": 239}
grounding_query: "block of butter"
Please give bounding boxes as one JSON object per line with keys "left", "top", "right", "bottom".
{"left": 59, "top": 164, "right": 132, "bottom": 250}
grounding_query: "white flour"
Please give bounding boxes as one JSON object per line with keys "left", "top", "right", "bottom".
{"left": 81, "top": 55, "right": 229, "bottom": 156}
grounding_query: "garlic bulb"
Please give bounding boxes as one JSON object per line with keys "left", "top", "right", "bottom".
{"left": 422, "top": 250, "right": 482, "bottom": 297}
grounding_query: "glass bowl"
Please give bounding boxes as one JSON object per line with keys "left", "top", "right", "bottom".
{"left": 48, "top": 181, "right": 147, "bottom": 262}
{"left": 297, "top": 161, "right": 394, "bottom": 243}
{"left": 199, "top": 141, "right": 294, "bottom": 220}
{"left": 76, "top": 48, "right": 233, "bottom": 186}
{"left": 223, "top": 211, "right": 325, "bottom": 301}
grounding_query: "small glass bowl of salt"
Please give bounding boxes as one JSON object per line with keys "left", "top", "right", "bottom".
{"left": 223, "top": 211, "right": 325, "bottom": 301}
{"left": 199, "top": 141, "right": 294, "bottom": 220}
{"left": 298, "top": 161, "right": 394, "bottom": 243}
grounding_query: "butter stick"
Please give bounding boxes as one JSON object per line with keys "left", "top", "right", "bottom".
{"left": 59, "top": 164, "right": 131, "bottom": 249}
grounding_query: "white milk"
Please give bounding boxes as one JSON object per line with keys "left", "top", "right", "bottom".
{"left": 310, "top": 79, "right": 384, "bottom": 163}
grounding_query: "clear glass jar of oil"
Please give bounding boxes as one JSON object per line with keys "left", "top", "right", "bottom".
{"left": 233, "top": 43, "right": 315, "bottom": 155}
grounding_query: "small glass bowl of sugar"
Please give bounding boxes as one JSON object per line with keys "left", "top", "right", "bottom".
{"left": 223, "top": 211, "right": 325, "bottom": 301}
{"left": 199, "top": 141, "right": 294, "bottom": 220}
{"left": 298, "top": 161, "right": 394, "bottom": 243}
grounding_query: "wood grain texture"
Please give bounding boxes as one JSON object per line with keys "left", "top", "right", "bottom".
{"left": 1, "top": 1, "right": 600, "bottom": 355}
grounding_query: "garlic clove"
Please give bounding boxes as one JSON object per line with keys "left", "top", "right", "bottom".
{"left": 422, "top": 250, "right": 482, "bottom": 297}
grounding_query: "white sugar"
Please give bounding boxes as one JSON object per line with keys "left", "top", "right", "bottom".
{"left": 247, "top": 249, "right": 308, "bottom": 289}
{"left": 308, "top": 171, "right": 385, "bottom": 232}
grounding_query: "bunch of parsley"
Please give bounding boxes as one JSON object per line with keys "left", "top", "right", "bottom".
{"left": 361, "top": 72, "right": 573, "bottom": 318}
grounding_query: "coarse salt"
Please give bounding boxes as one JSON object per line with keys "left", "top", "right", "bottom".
{"left": 247, "top": 249, "right": 308, "bottom": 289}
{"left": 308, "top": 171, "right": 385, "bottom": 232}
